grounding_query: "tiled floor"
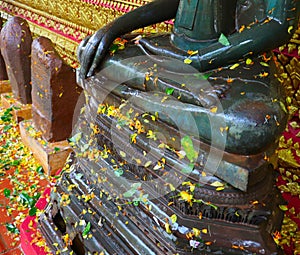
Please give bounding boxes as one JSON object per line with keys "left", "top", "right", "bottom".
{"left": 0, "top": 177, "right": 50, "bottom": 254}
{"left": 0, "top": 105, "right": 51, "bottom": 255}
{"left": 0, "top": 176, "right": 25, "bottom": 255}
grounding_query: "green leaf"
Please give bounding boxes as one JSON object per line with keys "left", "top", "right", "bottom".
{"left": 3, "top": 125, "right": 12, "bottom": 132}
{"left": 117, "top": 119, "right": 128, "bottom": 127}
{"left": 132, "top": 195, "right": 148, "bottom": 206}
{"left": 246, "top": 58, "right": 253, "bottom": 65}
{"left": 208, "top": 203, "right": 218, "bottom": 210}
{"left": 33, "top": 192, "right": 41, "bottom": 200}
{"left": 260, "top": 62, "right": 269, "bottom": 67}
{"left": 83, "top": 222, "right": 91, "bottom": 236}
{"left": 30, "top": 184, "right": 37, "bottom": 190}
{"left": 218, "top": 33, "right": 230, "bottom": 46}
{"left": 2, "top": 141, "right": 11, "bottom": 149}
{"left": 184, "top": 58, "right": 192, "bottom": 64}
{"left": 68, "top": 133, "right": 82, "bottom": 144}
{"left": 1, "top": 108, "right": 13, "bottom": 122}
{"left": 36, "top": 166, "right": 44, "bottom": 174}
{"left": 193, "top": 72, "right": 212, "bottom": 80}
{"left": 181, "top": 163, "right": 194, "bottom": 174}
{"left": 109, "top": 44, "right": 119, "bottom": 54}
{"left": 123, "top": 188, "right": 137, "bottom": 198}
{"left": 210, "top": 181, "right": 224, "bottom": 187}
{"left": 19, "top": 192, "right": 33, "bottom": 206}
{"left": 165, "top": 87, "right": 174, "bottom": 95}
{"left": 54, "top": 147, "right": 60, "bottom": 152}
{"left": 114, "top": 168, "right": 123, "bottom": 177}
{"left": 4, "top": 188, "right": 11, "bottom": 198}
{"left": 19, "top": 191, "right": 40, "bottom": 208}
{"left": 29, "top": 207, "right": 37, "bottom": 216}
{"left": 4, "top": 108, "right": 12, "bottom": 114}
{"left": 229, "top": 63, "right": 239, "bottom": 70}
{"left": 280, "top": 101, "right": 287, "bottom": 113}
{"left": 81, "top": 143, "right": 89, "bottom": 152}
{"left": 11, "top": 177, "right": 24, "bottom": 187}
{"left": 123, "top": 183, "right": 141, "bottom": 198}
{"left": 11, "top": 160, "right": 20, "bottom": 166}
{"left": 181, "top": 136, "right": 198, "bottom": 162}
{"left": 279, "top": 204, "right": 288, "bottom": 211}
{"left": 6, "top": 223, "right": 19, "bottom": 234}
{"left": 131, "top": 182, "right": 142, "bottom": 190}
{"left": 75, "top": 173, "right": 84, "bottom": 180}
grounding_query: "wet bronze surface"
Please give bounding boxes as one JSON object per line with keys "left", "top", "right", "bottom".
{"left": 39, "top": 0, "right": 300, "bottom": 254}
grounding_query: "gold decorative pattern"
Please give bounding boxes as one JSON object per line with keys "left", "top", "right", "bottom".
{"left": 1, "top": 0, "right": 151, "bottom": 31}
{"left": 30, "top": 25, "right": 80, "bottom": 67}
{"left": 0, "top": 0, "right": 172, "bottom": 67}
{"left": 0, "top": 0, "right": 298, "bottom": 68}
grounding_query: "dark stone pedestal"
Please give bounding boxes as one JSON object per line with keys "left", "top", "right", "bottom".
{"left": 0, "top": 18, "right": 8, "bottom": 81}
{"left": 31, "top": 36, "right": 82, "bottom": 142}
{"left": 39, "top": 65, "right": 285, "bottom": 254}
{"left": 0, "top": 17, "right": 32, "bottom": 104}
{"left": 40, "top": 161, "right": 283, "bottom": 254}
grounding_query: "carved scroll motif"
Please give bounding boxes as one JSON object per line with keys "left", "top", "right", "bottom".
{"left": 0, "top": 0, "right": 172, "bottom": 67}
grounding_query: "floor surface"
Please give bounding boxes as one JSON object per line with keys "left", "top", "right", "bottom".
{"left": 0, "top": 105, "right": 51, "bottom": 255}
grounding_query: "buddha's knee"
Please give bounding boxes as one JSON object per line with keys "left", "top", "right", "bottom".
{"left": 223, "top": 96, "right": 287, "bottom": 154}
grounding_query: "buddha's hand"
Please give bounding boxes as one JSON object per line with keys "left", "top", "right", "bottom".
{"left": 78, "top": 25, "right": 115, "bottom": 78}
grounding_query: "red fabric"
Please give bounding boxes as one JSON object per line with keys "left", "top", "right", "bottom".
{"left": 277, "top": 114, "right": 300, "bottom": 255}
{"left": 20, "top": 188, "right": 51, "bottom": 255}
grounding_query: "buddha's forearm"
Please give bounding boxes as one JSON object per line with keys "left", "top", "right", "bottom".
{"left": 137, "top": 17, "right": 298, "bottom": 72}
{"left": 109, "top": 0, "right": 179, "bottom": 36}
{"left": 197, "top": 0, "right": 300, "bottom": 70}
{"left": 198, "top": 18, "right": 297, "bottom": 71}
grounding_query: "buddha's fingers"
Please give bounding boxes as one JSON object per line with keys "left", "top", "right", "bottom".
{"left": 79, "top": 31, "right": 104, "bottom": 78}
{"left": 87, "top": 39, "right": 108, "bottom": 78}
{"left": 77, "top": 35, "right": 91, "bottom": 65}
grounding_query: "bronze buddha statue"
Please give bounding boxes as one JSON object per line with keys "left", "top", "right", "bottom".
{"left": 38, "top": 1, "right": 300, "bottom": 254}
{"left": 78, "top": 0, "right": 299, "bottom": 76}
{"left": 76, "top": 0, "right": 300, "bottom": 163}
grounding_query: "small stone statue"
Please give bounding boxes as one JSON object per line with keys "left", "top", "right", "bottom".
{"left": 31, "top": 37, "right": 81, "bottom": 142}
{"left": 0, "top": 19, "right": 8, "bottom": 81}
{"left": 0, "top": 17, "right": 32, "bottom": 104}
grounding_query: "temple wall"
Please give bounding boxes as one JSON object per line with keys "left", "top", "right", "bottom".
{"left": 0, "top": 0, "right": 172, "bottom": 67}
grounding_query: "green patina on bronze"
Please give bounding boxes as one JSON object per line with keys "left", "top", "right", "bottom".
{"left": 78, "top": 0, "right": 300, "bottom": 75}
{"left": 38, "top": 1, "right": 300, "bottom": 254}
{"left": 75, "top": 0, "right": 300, "bottom": 189}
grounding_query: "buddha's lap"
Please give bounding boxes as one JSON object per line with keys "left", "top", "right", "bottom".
{"left": 95, "top": 41, "right": 287, "bottom": 155}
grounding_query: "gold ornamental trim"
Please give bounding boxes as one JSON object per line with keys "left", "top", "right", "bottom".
{"left": 0, "top": 0, "right": 153, "bottom": 33}
{"left": 29, "top": 24, "right": 80, "bottom": 67}
{"left": 0, "top": 0, "right": 171, "bottom": 67}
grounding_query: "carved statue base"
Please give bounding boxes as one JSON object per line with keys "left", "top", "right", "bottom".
{"left": 39, "top": 66, "right": 285, "bottom": 254}
{"left": 19, "top": 120, "right": 72, "bottom": 176}
{"left": 0, "top": 92, "right": 32, "bottom": 122}
{"left": 39, "top": 162, "right": 283, "bottom": 254}
{"left": 0, "top": 80, "right": 11, "bottom": 94}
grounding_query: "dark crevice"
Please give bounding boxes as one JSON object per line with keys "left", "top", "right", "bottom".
{"left": 70, "top": 234, "right": 85, "bottom": 255}
{"left": 52, "top": 209, "right": 66, "bottom": 234}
